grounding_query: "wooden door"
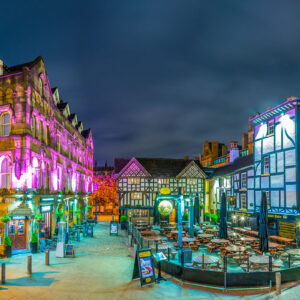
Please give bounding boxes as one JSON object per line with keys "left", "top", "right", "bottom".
{"left": 8, "top": 220, "right": 27, "bottom": 251}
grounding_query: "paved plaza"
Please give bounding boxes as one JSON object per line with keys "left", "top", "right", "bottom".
{"left": 0, "top": 223, "right": 299, "bottom": 300}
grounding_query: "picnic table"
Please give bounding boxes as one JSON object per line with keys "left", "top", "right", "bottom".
{"left": 192, "top": 254, "right": 219, "bottom": 268}
{"left": 226, "top": 245, "right": 246, "bottom": 253}
{"left": 247, "top": 230, "right": 259, "bottom": 237}
{"left": 269, "top": 235, "right": 294, "bottom": 245}
{"left": 249, "top": 255, "right": 273, "bottom": 264}
{"left": 146, "top": 235, "right": 162, "bottom": 242}
{"left": 211, "top": 238, "right": 229, "bottom": 244}
{"left": 240, "top": 236, "right": 258, "bottom": 243}
{"left": 286, "top": 249, "right": 300, "bottom": 255}
{"left": 140, "top": 230, "right": 156, "bottom": 236}
{"left": 198, "top": 233, "right": 214, "bottom": 239}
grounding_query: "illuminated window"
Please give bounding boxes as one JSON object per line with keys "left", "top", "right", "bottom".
{"left": 0, "top": 158, "right": 10, "bottom": 188}
{"left": 241, "top": 173, "right": 247, "bottom": 188}
{"left": 240, "top": 193, "right": 247, "bottom": 209}
{"left": 32, "top": 116, "right": 37, "bottom": 138}
{"left": 263, "top": 156, "right": 270, "bottom": 174}
{"left": 268, "top": 121, "right": 274, "bottom": 135}
{"left": 39, "top": 77, "right": 44, "bottom": 97}
{"left": 39, "top": 121, "right": 43, "bottom": 141}
{"left": 158, "top": 178, "right": 169, "bottom": 185}
{"left": 0, "top": 113, "right": 10, "bottom": 137}
{"left": 131, "top": 192, "right": 142, "bottom": 200}
{"left": 57, "top": 135, "right": 61, "bottom": 152}
{"left": 128, "top": 178, "right": 140, "bottom": 184}
{"left": 187, "top": 178, "right": 197, "bottom": 185}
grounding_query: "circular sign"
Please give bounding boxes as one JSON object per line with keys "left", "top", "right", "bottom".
{"left": 158, "top": 200, "right": 173, "bottom": 216}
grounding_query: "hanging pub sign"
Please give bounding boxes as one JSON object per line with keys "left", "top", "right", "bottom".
{"left": 110, "top": 221, "right": 118, "bottom": 236}
{"left": 132, "top": 248, "right": 156, "bottom": 286}
{"left": 158, "top": 200, "right": 173, "bottom": 216}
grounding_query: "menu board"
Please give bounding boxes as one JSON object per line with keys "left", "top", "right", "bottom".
{"left": 279, "top": 221, "right": 296, "bottom": 240}
{"left": 110, "top": 221, "right": 118, "bottom": 236}
{"left": 134, "top": 248, "right": 156, "bottom": 286}
{"left": 65, "top": 244, "right": 75, "bottom": 257}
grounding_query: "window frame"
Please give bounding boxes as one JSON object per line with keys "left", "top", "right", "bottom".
{"left": 0, "top": 112, "right": 11, "bottom": 137}
{"left": 263, "top": 156, "right": 270, "bottom": 174}
{"left": 240, "top": 193, "right": 247, "bottom": 209}
{"left": 241, "top": 172, "right": 247, "bottom": 189}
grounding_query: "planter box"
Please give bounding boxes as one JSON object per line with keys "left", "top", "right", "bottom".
{"left": 5, "top": 246, "right": 11, "bottom": 257}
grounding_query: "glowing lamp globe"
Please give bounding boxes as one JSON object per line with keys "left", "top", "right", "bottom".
{"left": 158, "top": 200, "right": 173, "bottom": 216}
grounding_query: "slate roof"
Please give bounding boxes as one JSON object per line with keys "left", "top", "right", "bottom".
{"left": 6, "top": 56, "right": 43, "bottom": 74}
{"left": 211, "top": 154, "right": 253, "bottom": 178}
{"left": 114, "top": 157, "right": 204, "bottom": 177}
{"left": 82, "top": 129, "right": 91, "bottom": 138}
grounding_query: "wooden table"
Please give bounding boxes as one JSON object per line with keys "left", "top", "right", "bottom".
{"left": 182, "top": 237, "right": 196, "bottom": 242}
{"left": 268, "top": 242, "right": 281, "bottom": 249}
{"left": 269, "top": 235, "right": 294, "bottom": 245}
{"left": 198, "top": 233, "right": 214, "bottom": 239}
{"left": 247, "top": 230, "right": 259, "bottom": 237}
{"left": 193, "top": 254, "right": 219, "bottom": 268}
{"left": 286, "top": 249, "right": 300, "bottom": 255}
{"left": 240, "top": 236, "right": 258, "bottom": 243}
{"left": 249, "top": 255, "right": 272, "bottom": 264}
{"left": 226, "top": 245, "right": 246, "bottom": 253}
{"left": 211, "top": 238, "right": 229, "bottom": 244}
{"left": 146, "top": 235, "right": 162, "bottom": 242}
{"left": 140, "top": 230, "right": 156, "bottom": 237}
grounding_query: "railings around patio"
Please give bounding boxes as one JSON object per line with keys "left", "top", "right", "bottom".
{"left": 127, "top": 221, "right": 300, "bottom": 287}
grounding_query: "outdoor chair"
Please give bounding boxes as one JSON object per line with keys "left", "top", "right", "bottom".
{"left": 206, "top": 243, "right": 216, "bottom": 253}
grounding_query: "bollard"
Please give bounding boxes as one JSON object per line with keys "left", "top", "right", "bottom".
{"left": 224, "top": 256, "right": 227, "bottom": 272}
{"left": 45, "top": 250, "right": 50, "bottom": 266}
{"left": 1, "top": 263, "right": 5, "bottom": 284}
{"left": 27, "top": 256, "right": 32, "bottom": 275}
{"left": 276, "top": 272, "right": 281, "bottom": 295}
{"left": 269, "top": 255, "right": 272, "bottom": 272}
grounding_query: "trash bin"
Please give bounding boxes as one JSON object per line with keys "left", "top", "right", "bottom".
{"left": 178, "top": 248, "right": 192, "bottom": 264}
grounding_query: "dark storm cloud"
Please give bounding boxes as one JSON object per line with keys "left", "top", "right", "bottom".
{"left": 2, "top": 1, "right": 300, "bottom": 164}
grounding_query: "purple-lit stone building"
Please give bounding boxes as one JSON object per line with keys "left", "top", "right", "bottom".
{"left": 0, "top": 57, "right": 93, "bottom": 254}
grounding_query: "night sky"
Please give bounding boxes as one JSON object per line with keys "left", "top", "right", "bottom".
{"left": 2, "top": 1, "right": 300, "bottom": 165}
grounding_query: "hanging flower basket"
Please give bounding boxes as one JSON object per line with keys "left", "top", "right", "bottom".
{"left": 35, "top": 214, "right": 44, "bottom": 222}
{"left": 1, "top": 215, "right": 11, "bottom": 223}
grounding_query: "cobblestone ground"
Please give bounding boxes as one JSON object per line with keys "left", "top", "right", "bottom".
{"left": 0, "top": 223, "right": 299, "bottom": 300}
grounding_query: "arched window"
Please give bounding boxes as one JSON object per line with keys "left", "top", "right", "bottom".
{"left": 0, "top": 158, "right": 11, "bottom": 188}
{"left": 32, "top": 157, "right": 40, "bottom": 189}
{"left": 46, "top": 126, "right": 50, "bottom": 145}
{"left": 39, "top": 121, "right": 43, "bottom": 141}
{"left": 32, "top": 116, "right": 37, "bottom": 138}
{"left": 39, "top": 78, "right": 44, "bottom": 97}
{"left": 0, "top": 113, "right": 10, "bottom": 137}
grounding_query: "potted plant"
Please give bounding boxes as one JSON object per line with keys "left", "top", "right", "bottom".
{"left": 200, "top": 204, "right": 204, "bottom": 209}
{"left": 120, "top": 215, "right": 128, "bottom": 230}
{"left": 204, "top": 212, "right": 210, "bottom": 222}
{"left": 1, "top": 215, "right": 11, "bottom": 223}
{"left": 30, "top": 232, "right": 38, "bottom": 253}
{"left": 35, "top": 213, "right": 44, "bottom": 222}
{"left": 4, "top": 236, "right": 11, "bottom": 257}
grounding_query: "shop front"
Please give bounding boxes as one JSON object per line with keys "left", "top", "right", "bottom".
{"left": 39, "top": 197, "right": 56, "bottom": 239}
{"left": 8, "top": 201, "right": 34, "bottom": 253}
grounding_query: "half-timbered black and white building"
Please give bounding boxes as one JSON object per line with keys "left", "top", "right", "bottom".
{"left": 114, "top": 157, "right": 206, "bottom": 220}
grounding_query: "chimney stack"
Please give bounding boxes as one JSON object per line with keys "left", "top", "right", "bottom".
{"left": 0, "top": 60, "right": 4, "bottom": 76}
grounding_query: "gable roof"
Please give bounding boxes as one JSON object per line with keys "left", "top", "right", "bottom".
{"left": 211, "top": 154, "right": 253, "bottom": 178}
{"left": 114, "top": 157, "right": 206, "bottom": 178}
{"left": 5, "top": 56, "right": 43, "bottom": 74}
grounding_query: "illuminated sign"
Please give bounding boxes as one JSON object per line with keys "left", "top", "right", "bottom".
{"left": 160, "top": 188, "right": 171, "bottom": 195}
{"left": 12, "top": 216, "right": 26, "bottom": 220}
{"left": 158, "top": 200, "right": 173, "bottom": 216}
{"left": 41, "top": 205, "right": 52, "bottom": 212}
{"left": 40, "top": 197, "right": 55, "bottom": 202}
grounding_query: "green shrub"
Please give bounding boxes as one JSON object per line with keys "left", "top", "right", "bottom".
{"left": 125, "top": 204, "right": 130, "bottom": 208}
{"left": 210, "top": 214, "right": 218, "bottom": 223}
{"left": 55, "top": 209, "right": 64, "bottom": 218}
{"left": 31, "top": 232, "right": 38, "bottom": 243}
{"left": 87, "top": 205, "right": 92, "bottom": 210}
{"left": 120, "top": 215, "right": 128, "bottom": 222}
{"left": 4, "top": 236, "right": 11, "bottom": 247}
{"left": 200, "top": 204, "right": 204, "bottom": 209}
{"left": 75, "top": 209, "right": 81, "bottom": 215}
{"left": 205, "top": 212, "right": 210, "bottom": 217}
{"left": 136, "top": 204, "right": 142, "bottom": 209}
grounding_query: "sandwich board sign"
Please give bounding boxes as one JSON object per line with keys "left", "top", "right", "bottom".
{"left": 65, "top": 244, "right": 75, "bottom": 258}
{"left": 132, "top": 248, "right": 156, "bottom": 286}
{"left": 110, "top": 221, "right": 118, "bottom": 236}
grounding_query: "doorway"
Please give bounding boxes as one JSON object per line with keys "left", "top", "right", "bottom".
{"left": 41, "top": 211, "right": 52, "bottom": 239}
{"left": 8, "top": 219, "right": 28, "bottom": 251}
